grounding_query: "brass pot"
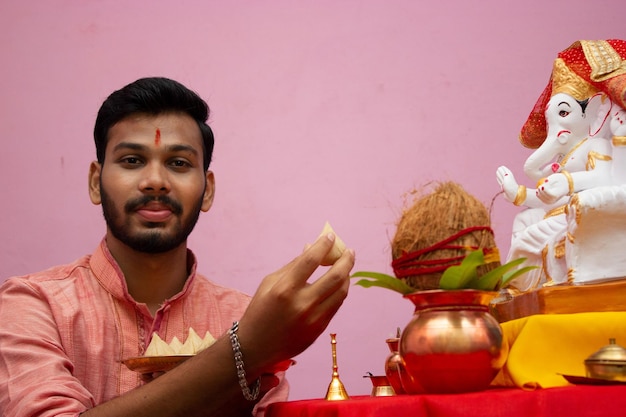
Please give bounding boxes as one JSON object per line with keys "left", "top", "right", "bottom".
{"left": 364, "top": 374, "right": 396, "bottom": 397}
{"left": 399, "top": 289, "right": 508, "bottom": 394}
{"left": 585, "top": 338, "right": 626, "bottom": 381}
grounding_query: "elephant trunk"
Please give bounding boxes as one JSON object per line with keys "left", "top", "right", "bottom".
{"left": 523, "top": 145, "right": 558, "bottom": 182}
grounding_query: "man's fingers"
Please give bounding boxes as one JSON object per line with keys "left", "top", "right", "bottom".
{"left": 308, "top": 247, "right": 354, "bottom": 297}
{"left": 287, "top": 232, "right": 338, "bottom": 285}
{"left": 299, "top": 248, "right": 354, "bottom": 325}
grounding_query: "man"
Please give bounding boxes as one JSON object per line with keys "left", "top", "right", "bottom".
{"left": 0, "top": 77, "right": 355, "bottom": 416}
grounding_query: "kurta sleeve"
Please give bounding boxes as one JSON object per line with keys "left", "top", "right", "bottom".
{"left": 0, "top": 278, "right": 95, "bottom": 417}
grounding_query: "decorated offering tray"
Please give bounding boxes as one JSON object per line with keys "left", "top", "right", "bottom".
{"left": 490, "top": 279, "right": 626, "bottom": 322}
{"left": 121, "top": 327, "right": 214, "bottom": 374}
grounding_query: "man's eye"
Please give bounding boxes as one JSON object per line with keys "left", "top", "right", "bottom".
{"left": 172, "top": 159, "right": 191, "bottom": 167}
{"left": 120, "top": 157, "right": 143, "bottom": 165}
{"left": 170, "top": 159, "right": 191, "bottom": 168}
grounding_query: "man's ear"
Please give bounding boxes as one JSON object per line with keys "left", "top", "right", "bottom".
{"left": 88, "top": 161, "right": 102, "bottom": 205}
{"left": 201, "top": 171, "right": 215, "bottom": 212}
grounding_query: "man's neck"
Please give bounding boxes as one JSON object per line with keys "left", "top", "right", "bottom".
{"left": 106, "top": 236, "right": 190, "bottom": 315}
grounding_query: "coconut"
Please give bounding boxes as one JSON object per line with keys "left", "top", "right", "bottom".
{"left": 391, "top": 181, "right": 500, "bottom": 291}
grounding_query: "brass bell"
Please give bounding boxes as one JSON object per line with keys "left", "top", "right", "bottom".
{"left": 325, "top": 333, "right": 350, "bottom": 400}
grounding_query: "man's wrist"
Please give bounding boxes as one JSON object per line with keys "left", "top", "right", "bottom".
{"left": 228, "top": 321, "right": 261, "bottom": 401}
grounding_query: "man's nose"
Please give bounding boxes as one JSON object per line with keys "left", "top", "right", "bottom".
{"left": 139, "top": 163, "right": 171, "bottom": 192}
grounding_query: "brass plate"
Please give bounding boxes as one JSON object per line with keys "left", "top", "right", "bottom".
{"left": 122, "top": 355, "right": 296, "bottom": 374}
{"left": 560, "top": 373, "right": 626, "bottom": 386}
{"left": 122, "top": 355, "right": 193, "bottom": 374}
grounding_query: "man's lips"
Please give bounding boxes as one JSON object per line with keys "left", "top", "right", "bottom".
{"left": 135, "top": 203, "right": 174, "bottom": 222}
{"left": 136, "top": 209, "right": 173, "bottom": 222}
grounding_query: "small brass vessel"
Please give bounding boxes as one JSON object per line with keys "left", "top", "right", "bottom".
{"left": 364, "top": 373, "right": 395, "bottom": 397}
{"left": 384, "top": 328, "right": 409, "bottom": 394}
{"left": 585, "top": 338, "right": 626, "bottom": 381}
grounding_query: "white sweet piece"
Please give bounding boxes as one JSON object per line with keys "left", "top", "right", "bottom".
{"left": 198, "top": 331, "right": 217, "bottom": 352}
{"left": 144, "top": 328, "right": 217, "bottom": 356}
{"left": 319, "top": 221, "right": 347, "bottom": 266}
{"left": 144, "top": 333, "right": 176, "bottom": 356}
{"left": 181, "top": 328, "right": 203, "bottom": 354}
{"left": 169, "top": 336, "right": 183, "bottom": 353}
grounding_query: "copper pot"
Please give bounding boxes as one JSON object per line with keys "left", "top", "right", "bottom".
{"left": 400, "top": 289, "right": 508, "bottom": 394}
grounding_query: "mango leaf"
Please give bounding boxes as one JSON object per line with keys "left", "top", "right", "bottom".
{"left": 468, "top": 257, "right": 526, "bottom": 290}
{"left": 500, "top": 265, "right": 539, "bottom": 288}
{"left": 351, "top": 271, "right": 415, "bottom": 295}
{"left": 350, "top": 254, "right": 539, "bottom": 294}
{"left": 439, "top": 250, "right": 484, "bottom": 290}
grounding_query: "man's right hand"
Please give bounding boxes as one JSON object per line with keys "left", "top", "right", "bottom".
{"left": 237, "top": 232, "right": 355, "bottom": 373}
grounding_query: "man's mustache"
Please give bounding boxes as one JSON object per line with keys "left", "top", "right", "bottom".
{"left": 125, "top": 196, "right": 183, "bottom": 215}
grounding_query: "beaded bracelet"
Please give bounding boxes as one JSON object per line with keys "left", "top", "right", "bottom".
{"left": 228, "top": 321, "right": 261, "bottom": 401}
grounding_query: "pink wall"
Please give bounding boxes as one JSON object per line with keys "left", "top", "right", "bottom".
{"left": 1, "top": 0, "right": 624, "bottom": 400}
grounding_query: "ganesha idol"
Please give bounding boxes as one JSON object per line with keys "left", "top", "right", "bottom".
{"left": 496, "top": 39, "right": 626, "bottom": 293}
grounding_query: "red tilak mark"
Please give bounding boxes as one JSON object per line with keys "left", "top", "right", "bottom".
{"left": 155, "top": 128, "right": 161, "bottom": 146}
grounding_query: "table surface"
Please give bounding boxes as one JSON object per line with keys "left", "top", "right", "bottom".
{"left": 265, "top": 385, "right": 626, "bottom": 417}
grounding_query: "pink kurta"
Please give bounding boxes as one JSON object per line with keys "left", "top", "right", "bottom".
{"left": 0, "top": 239, "right": 288, "bottom": 416}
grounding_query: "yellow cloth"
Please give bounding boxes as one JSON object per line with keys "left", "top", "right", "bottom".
{"left": 491, "top": 312, "right": 626, "bottom": 389}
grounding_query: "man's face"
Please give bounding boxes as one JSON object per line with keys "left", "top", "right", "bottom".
{"left": 88, "top": 112, "right": 214, "bottom": 253}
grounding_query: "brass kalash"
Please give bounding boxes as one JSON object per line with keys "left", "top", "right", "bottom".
{"left": 325, "top": 333, "right": 350, "bottom": 400}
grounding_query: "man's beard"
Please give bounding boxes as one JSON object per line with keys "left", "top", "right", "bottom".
{"left": 100, "top": 185, "right": 203, "bottom": 254}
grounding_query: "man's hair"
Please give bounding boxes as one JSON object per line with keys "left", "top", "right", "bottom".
{"left": 94, "top": 77, "right": 215, "bottom": 170}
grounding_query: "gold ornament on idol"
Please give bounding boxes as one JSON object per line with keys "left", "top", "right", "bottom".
{"left": 586, "top": 151, "right": 611, "bottom": 171}
{"left": 561, "top": 170, "right": 575, "bottom": 196}
{"left": 551, "top": 58, "right": 598, "bottom": 101}
{"left": 513, "top": 185, "right": 527, "bottom": 206}
{"left": 613, "top": 136, "right": 626, "bottom": 147}
{"left": 579, "top": 40, "right": 626, "bottom": 82}
{"left": 559, "top": 138, "right": 588, "bottom": 169}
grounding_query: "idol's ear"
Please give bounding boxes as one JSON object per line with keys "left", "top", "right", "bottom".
{"left": 201, "top": 170, "right": 215, "bottom": 212}
{"left": 589, "top": 93, "right": 613, "bottom": 137}
{"left": 88, "top": 161, "right": 102, "bottom": 205}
